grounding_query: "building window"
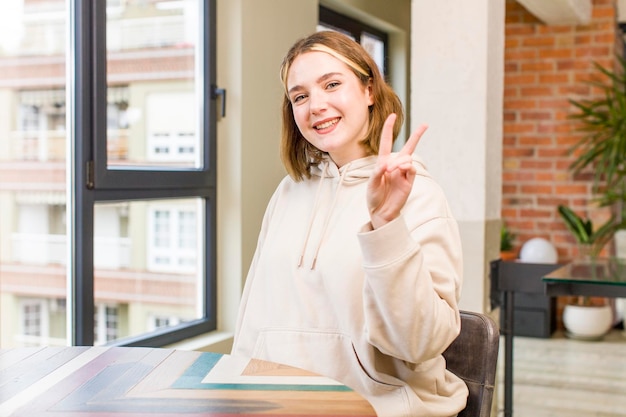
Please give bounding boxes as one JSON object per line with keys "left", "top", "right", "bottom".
{"left": 19, "top": 105, "right": 40, "bottom": 132}
{"left": 19, "top": 299, "right": 48, "bottom": 347}
{"left": 23, "top": 302, "right": 43, "bottom": 337}
{"left": 149, "top": 315, "right": 181, "bottom": 332}
{"left": 148, "top": 202, "right": 198, "bottom": 272}
{"left": 146, "top": 92, "right": 198, "bottom": 163}
{"left": 318, "top": 6, "right": 389, "bottom": 77}
{"left": 94, "top": 304, "right": 120, "bottom": 345}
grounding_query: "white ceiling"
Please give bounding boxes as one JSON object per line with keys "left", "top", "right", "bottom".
{"left": 516, "top": 0, "right": 591, "bottom": 25}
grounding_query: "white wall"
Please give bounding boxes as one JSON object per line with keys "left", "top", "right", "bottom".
{"left": 411, "top": 0, "right": 504, "bottom": 313}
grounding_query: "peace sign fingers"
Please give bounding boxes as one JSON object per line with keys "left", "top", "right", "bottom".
{"left": 378, "top": 113, "right": 397, "bottom": 159}
{"left": 378, "top": 114, "right": 428, "bottom": 159}
{"left": 367, "top": 116, "right": 429, "bottom": 229}
{"left": 400, "top": 123, "right": 428, "bottom": 156}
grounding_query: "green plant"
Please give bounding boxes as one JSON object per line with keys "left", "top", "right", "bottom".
{"left": 557, "top": 205, "right": 616, "bottom": 307}
{"left": 568, "top": 56, "right": 626, "bottom": 240}
{"left": 500, "top": 224, "right": 515, "bottom": 252}
{"left": 557, "top": 205, "right": 614, "bottom": 257}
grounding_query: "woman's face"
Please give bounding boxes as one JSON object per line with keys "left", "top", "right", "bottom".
{"left": 286, "top": 51, "right": 373, "bottom": 167}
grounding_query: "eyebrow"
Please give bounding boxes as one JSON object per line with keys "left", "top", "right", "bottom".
{"left": 287, "top": 72, "right": 344, "bottom": 96}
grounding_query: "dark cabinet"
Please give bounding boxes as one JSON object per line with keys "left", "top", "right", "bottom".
{"left": 490, "top": 259, "right": 559, "bottom": 338}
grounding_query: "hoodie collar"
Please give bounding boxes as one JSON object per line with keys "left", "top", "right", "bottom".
{"left": 298, "top": 155, "right": 377, "bottom": 270}
{"left": 310, "top": 154, "right": 377, "bottom": 184}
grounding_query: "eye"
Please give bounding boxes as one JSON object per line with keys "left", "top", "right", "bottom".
{"left": 292, "top": 93, "right": 307, "bottom": 104}
{"left": 326, "top": 81, "right": 340, "bottom": 90}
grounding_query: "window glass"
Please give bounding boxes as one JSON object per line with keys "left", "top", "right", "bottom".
{"left": 93, "top": 198, "right": 203, "bottom": 343}
{"left": 360, "top": 33, "right": 385, "bottom": 76}
{"left": 318, "top": 6, "right": 388, "bottom": 76}
{"left": 0, "top": 0, "right": 69, "bottom": 348}
{"left": 106, "top": 0, "right": 200, "bottom": 169}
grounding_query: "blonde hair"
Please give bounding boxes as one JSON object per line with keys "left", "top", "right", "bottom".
{"left": 279, "top": 31, "right": 404, "bottom": 181}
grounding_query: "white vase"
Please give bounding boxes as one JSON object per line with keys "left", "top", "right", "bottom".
{"left": 562, "top": 304, "right": 613, "bottom": 340}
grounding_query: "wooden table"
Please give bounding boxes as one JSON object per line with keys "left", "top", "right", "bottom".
{"left": 0, "top": 346, "right": 376, "bottom": 416}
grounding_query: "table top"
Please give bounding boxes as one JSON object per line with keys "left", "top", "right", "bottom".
{"left": 543, "top": 257, "right": 626, "bottom": 286}
{"left": 542, "top": 257, "right": 626, "bottom": 298}
{"left": 0, "top": 346, "right": 376, "bottom": 417}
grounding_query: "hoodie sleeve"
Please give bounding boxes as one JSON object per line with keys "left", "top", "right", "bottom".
{"left": 356, "top": 174, "right": 463, "bottom": 365}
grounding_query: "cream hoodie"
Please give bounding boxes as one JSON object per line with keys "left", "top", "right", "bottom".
{"left": 232, "top": 155, "right": 467, "bottom": 417}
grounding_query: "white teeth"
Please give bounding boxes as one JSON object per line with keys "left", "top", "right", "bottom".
{"left": 315, "top": 119, "right": 338, "bottom": 130}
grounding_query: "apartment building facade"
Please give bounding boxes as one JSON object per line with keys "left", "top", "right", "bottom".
{"left": 0, "top": 0, "right": 203, "bottom": 347}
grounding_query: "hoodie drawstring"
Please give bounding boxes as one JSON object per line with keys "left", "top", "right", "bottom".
{"left": 300, "top": 162, "right": 350, "bottom": 270}
{"left": 310, "top": 164, "right": 349, "bottom": 269}
{"left": 298, "top": 161, "right": 328, "bottom": 268}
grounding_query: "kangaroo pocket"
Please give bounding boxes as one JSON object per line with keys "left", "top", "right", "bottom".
{"left": 252, "top": 328, "right": 410, "bottom": 416}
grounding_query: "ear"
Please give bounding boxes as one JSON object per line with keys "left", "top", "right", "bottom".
{"left": 365, "top": 78, "right": 374, "bottom": 106}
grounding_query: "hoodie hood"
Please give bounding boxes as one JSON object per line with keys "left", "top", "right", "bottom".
{"left": 310, "top": 154, "right": 377, "bottom": 184}
{"left": 310, "top": 153, "right": 429, "bottom": 181}
{"left": 299, "top": 154, "right": 428, "bottom": 269}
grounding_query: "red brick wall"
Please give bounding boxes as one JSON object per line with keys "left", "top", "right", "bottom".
{"left": 503, "top": 0, "right": 620, "bottom": 261}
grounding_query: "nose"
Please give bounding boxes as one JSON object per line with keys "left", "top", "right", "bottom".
{"left": 308, "top": 90, "right": 327, "bottom": 114}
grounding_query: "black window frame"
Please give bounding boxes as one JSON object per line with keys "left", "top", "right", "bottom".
{"left": 71, "top": 0, "right": 218, "bottom": 347}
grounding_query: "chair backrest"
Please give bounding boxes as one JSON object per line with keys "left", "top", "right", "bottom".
{"left": 443, "top": 310, "right": 500, "bottom": 417}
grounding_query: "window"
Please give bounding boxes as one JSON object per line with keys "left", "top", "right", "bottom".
{"left": 18, "top": 299, "right": 48, "bottom": 347}
{"left": 22, "top": 301, "right": 43, "bottom": 338}
{"left": 148, "top": 202, "right": 199, "bottom": 272}
{"left": 145, "top": 92, "right": 198, "bottom": 163}
{"left": 73, "top": 0, "right": 219, "bottom": 347}
{"left": 318, "top": 6, "right": 389, "bottom": 77}
{"left": 0, "top": 0, "right": 219, "bottom": 348}
{"left": 149, "top": 315, "right": 181, "bottom": 332}
{"left": 94, "top": 304, "right": 120, "bottom": 345}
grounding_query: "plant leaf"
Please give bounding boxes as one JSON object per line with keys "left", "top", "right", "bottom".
{"left": 558, "top": 205, "right": 591, "bottom": 244}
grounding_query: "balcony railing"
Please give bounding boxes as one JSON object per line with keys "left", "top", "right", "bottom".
{"left": 11, "top": 233, "right": 132, "bottom": 269}
{"left": 9, "top": 129, "right": 66, "bottom": 161}
{"left": 107, "top": 15, "right": 189, "bottom": 51}
{"left": 9, "top": 129, "right": 129, "bottom": 162}
{"left": 13, "top": 334, "right": 67, "bottom": 348}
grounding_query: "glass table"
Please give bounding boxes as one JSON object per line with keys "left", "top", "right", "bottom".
{"left": 491, "top": 257, "right": 626, "bottom": 416}
{"left": 543, "top": 257, "right": 626, "bottom": 297}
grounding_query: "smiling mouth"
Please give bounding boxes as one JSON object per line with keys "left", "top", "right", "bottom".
{"left": 314, "top": 118, "right": 339, "bottom": 130}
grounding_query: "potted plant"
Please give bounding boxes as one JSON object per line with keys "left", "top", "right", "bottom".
{"left": 561, "top": 296, "right": 613, "bottom": 340}
{"left": 500, "top": 223, "right": 517, "bottom": 261}
{"left": 557, "top": 204, "right": 614, "bottom": 340}
{"left": 568, "top": 56, "right": 626, "bottom": 257}
{"left": 557, "top": 56, "right": 626, "bottom": 339}
{"left": 557, "top": 205, "right": 614, "bottom": 259}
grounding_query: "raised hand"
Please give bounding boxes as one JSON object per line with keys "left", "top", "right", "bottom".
{"left": 366, "top": 113, "right": 428, "bottom": 229}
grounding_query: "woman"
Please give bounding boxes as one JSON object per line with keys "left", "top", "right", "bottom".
{"left": 232, "top": 30, "right": 467, "bottom": 417}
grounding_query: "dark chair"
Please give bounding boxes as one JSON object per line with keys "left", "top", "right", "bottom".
{"left": 443, "top": 310, "right": 500, "bottom": 417}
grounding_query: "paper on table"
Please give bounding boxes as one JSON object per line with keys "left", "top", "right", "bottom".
{"left": 201, "top": 355, "right": 344, "bottom": 386}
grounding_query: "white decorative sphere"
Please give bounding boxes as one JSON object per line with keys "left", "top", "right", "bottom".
{"left": 519, "top": 237, "right": 558, "bottom": 264}
{"left": 563, "top": 304, "right": 612, "bottom": 339}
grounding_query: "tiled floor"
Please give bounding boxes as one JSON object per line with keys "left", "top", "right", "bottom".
{"left": 497, "top": 329, "right": 626, "bottom": 417}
